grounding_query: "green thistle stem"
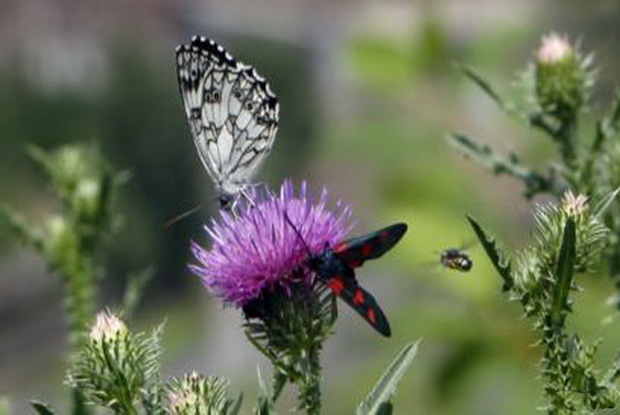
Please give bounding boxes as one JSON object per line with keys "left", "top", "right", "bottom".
{"left": 541, "top": 330, "right": 576, "bottom": 415}
{"left": 297, "top": 346, "right": 322, "bottom": 415}
{"left": 63, "top": 261, "right": 95, "bottom": 352}
{"left": 556, "top": 119, "right": 579, "bottom": 186}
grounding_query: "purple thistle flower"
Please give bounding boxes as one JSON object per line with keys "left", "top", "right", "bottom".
{"left": 189, "top": 180, "right": 354, "bottom": 307}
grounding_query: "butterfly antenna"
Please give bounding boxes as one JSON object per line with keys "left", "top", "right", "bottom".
{"left": 164, "top": 202, "right": 209, "bottom": 229}
{"left": 283, "top": 212, "right": 312, "bottom": 257}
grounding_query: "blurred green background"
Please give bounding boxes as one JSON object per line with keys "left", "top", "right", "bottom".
{"left": 2, "top": 0, "right": 620, "bottom": 413}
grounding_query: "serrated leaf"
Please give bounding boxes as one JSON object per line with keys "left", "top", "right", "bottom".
{"left": 31, "top": 401, "right": 56, "bottom": 415}
{"left": 467, "top": 215, "right": 513, "bottom": 291}
{"left": 376, "top": 401, "right": 393, "bottom": 415}
{"left": 227, "top": 392, "right": 243, "bottom": 415}
{"left": 356, "top": 340, "right": 420, "bottom": 415}
{"left": 551, "top": 218, "right": 576, "bottom": 325}
{"left": 457, "top": 64, "right": 506, "bottom": 110}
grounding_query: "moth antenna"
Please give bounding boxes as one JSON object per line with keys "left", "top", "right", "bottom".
{"left": 164, "top": 201, "right": 210, "bottom": 228}
{"left": 283, "top": 212, "right": 312, "bottom": 257}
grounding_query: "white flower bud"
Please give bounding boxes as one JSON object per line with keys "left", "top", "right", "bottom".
{"left": 89, "top": 310, "right": 126, "bottom": 343}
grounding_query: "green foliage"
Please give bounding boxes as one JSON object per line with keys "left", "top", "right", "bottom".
{"left": 31, "top": 401, "right": 56, "bottom": 415}
{"left": 165, "top": 372, "right": 237, "bottom": 415}
{"left": 68, "top": 312, "right": 163, "bottom": 414}
{"left": 243, "top": 282, "right": 337, "bottom": 414}
{"left": 456, "top": 37, "right": 620, "bottom": 413}
{"left": 1, "top": 144, "right": 124, "bottom": 352}
{"left": 471, "top": 193, "right": 619, "bottom": 414}
{"left": 450, "top": 34, "right": 599, "bottom": 196}
{"left": 356, "top": 340, "right": 420, "bottom": 415}
{"left": 0, "top": 144, "right": 129, "bottom": 413}
{"left": 467, "top": 215, "right": 513, "bottom": 291}
{"left": 551, "top": 219, "right": 576, "bottom": 325}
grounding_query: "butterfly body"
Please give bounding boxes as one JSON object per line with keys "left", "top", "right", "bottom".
{"left": 440, "top": 248, "right": 473, "bottom": 272}
{"left": 176, "top": 36, "right": 279, "bottom": 209}
{"left": 307, "top": 223, "right": 408, "bottom": 337}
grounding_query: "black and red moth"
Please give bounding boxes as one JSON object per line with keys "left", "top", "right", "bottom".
{"left": 308, "top": 223, "right": 408, "bottom": 337}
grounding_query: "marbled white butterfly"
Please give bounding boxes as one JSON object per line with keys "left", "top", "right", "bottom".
{"left": 175, "top": 36, "right": 279, "bottom": 210}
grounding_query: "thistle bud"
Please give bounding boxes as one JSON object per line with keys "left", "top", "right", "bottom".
{"left": 166, "top": 372, "right": 233, "bottom": 415}
{"left": 537, "top": 33, "right": 572, "bottom": 64}
{"left": 68, "top": 311, "right": 162, "bottom": 411}
{"left": 89, "top": 310, "right": 127, "bottom": 343}
{"left": 534, "top": 33, "right": 590, "bottom": 123}
{"left": 561, "top": 190, "right": 589, "bottom": 218}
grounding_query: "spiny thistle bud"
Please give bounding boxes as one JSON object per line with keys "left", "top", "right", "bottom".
{"left": 561, "top": 190, "right": 589, "bottom": 218}
{"left": 68, "top": 311, "right": 163, "bottom": 412}
{"left": 515, "top": 192, "right": 606, "bottom": 296}
{"left": 537, "top": 33, "right": 573, "bottom": 65}
{"left": 166, "top": 372, "right": 234, "bottom": 415}
{"left": 89, "top": 309, "right": 127, "bottom": 343}
{"left": 534, "top": 33, "right": 592, "bottom": 123}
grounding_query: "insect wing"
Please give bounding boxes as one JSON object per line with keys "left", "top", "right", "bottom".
{"left": 175, "top": 37, "right": 279, "bottom": 193}
{"left": 440, "top": 249, "right": 473, "bottom": 272}
{"left": 333, "top": 223, "right": 407, "bottom": 268}
{"left": 323, "top": 269, "right": 391, "bottom": 337}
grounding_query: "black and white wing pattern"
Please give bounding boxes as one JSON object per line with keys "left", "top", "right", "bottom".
{"left": 175, "top": 36, "right": 279, "bottom": 207}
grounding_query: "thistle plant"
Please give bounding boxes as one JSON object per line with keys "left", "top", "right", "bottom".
{"left": 68, "top": 310, "right": 163, "bottom": 414}
{"left": 469, "top": 191, "right": 620, "bottom": 414}
{"left": 189, "top": 180, "right": 351, "bottom": 414}
{"left": 2, "top": 143, "right": 418, "bottom": 413}
{"left": 1, "top": 144, "right": 124, "bottom": 413}
{"left": 451, "top": 33, "right": 620, "bottom": 306}
{"left": 189, "top": 180, "right": 419, "bottom": 414}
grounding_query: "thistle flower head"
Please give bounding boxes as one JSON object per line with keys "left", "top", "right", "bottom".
{"left": 537, "top": 33, "right": 573, "bottom": 65}
{"left": 532, "top": 32, "right": 593, "bottom": 122}
{"left": 190, "top": 180, "right": 353, "bottom": 307}
{"left": 166, "top": 372, "right": 233, "bottom": 415}
{"left": 89, "top": 310, "right": 127, "bottom": 343}
{"left": 561, "top": 190, "right": 589, "bottom": 217}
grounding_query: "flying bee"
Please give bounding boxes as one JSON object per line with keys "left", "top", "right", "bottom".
{"left": 439, "top": 248, "right": 473, "bottom": 272}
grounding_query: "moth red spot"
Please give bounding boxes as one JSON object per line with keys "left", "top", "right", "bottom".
{"left": 362, "top": 244, "right": 373, "bottom": 256}
{"left": 353, "top": 289, "right": 365, "bottom": 305}
{"left": 380, "top": 230, "right": 390, "bottom": 241}
{"left": 334, "top": 242, "right": 348, "bottom": 253}
{"left": 328, "top": 276, "right": 344, "bottom": 296}
{"left": 367, "top": 308, "right": 377, "bottom": 324}
{"left": 349, "top": 260, "right": 362, "bottom": 267}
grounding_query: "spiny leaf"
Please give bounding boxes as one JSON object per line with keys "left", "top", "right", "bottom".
{"left": 467, "top": 215, "right": 513, "bottom": 291}
{"left": 593, "top": 188, "right": 620, "bottom": 219}
{"left": 31, "top": 401, "right": 56, "bottom": 415}
{"left": 457, "top": 64, "right": 506, "bottom": 110}
{"left": 356, "top": 340, "right": 420, "bottom": 415}
{"left": 551, "top": 218, "right": 576, "bottom": 325}
{"left": 227, "top": 392, "right": 243, "bottom": 415}
{"left": 375, "top": 401, "right": 393, "bottom": 415}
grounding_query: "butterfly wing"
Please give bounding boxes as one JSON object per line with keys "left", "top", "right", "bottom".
{"left": 322, "top": 267, "right": 391, "bottom": 337}
{"left": 332, "top": 223, "right": 407, "bottom": 268}
{"left": 175, "top": 36, "right": 279, "bottom": 194}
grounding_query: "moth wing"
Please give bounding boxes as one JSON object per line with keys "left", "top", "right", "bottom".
{"left": 332, "top": 223, "right": 407, "bottom": 268}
